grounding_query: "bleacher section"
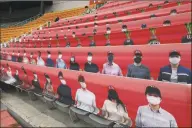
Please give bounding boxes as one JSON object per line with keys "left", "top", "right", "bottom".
{"left": 0, "top": 5, "right": 94, "bottom": 43}
{"left": 0, "top": 0, "right": 191, "bottom": 127}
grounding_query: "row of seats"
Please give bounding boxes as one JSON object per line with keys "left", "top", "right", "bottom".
{"left": 5, "top": 12, "right": 189, "bottom": 48}
{"left": 0, "top": 60, "right": 191, "bottom": 127}
{"left": 49, "top": 1, "right": 190, "bottom": 27}
{"left": 1, "top": 44, "right": 191, "bottom": 79}
{"left": 97, "top": 1, "right": 130, "bottom": 11}
{"left": 50, "top": 1, "right": 186, "bottom": 28}
{"left": 38, "top": 4, "right": 191, "bottom": 32}
{"left": 0, "top": 5, "right": 92, "bottom": 42}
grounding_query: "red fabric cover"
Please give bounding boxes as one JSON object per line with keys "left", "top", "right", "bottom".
{"left": 2, "top": 43, "right": 191, "bottom": 79}
{"left": 35, "top": 4, "right": 191, "bottom": 33}
{"left": 15, "top": 12, "right": 190, "bottom": 47}
{"left": 48, "top": 1, "right": 190, "bottom": 28}
{"left": 31, "top": 12, "right": 190, "bottom": 39}
{"left": 1, "top": 60, "right": 191, "bottom": 127}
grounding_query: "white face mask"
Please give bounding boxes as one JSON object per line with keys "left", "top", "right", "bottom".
{"left": 48, "top": 54, "right": 51, "bottom": 58}
{"left": 47, "top": 78, "right": 50, "bottom": 83}
{"left": 58, "top": 54, "right": 62, "bottom": 59}
{"left": 60, "top": 79, "right": 66, "bottom": 85}
{"left": 24, "top": 53, "right": 26, "bottom": 56}
{"left": 71, "top": 57, "right": 75, "bottom": 62}
{"left": 18, "top": 53, "right": 20, "bottom": 56}
{"left": 34, "top": 74, "right": 37, "bottom": 78}
{"left": 169, "top": 57, "right": 181, "bottom": 65}
{"left": 80, "top": 82, "right": 86, "bottom": 89}
{"left": 72, "top": 34, "right": 76, "bottom": 38}
{"left": 16, "top": 70, "right": 18, "bottom": 75}
{"left": 147, "top": 95, "right": 161, "bottom": 105}
{"left": 12, "top": 53, "right": 14, "bottom": 55}
{"left": 87, "top": 56, "right": 92, "bottom": 62}
{"left": 30, "top": 55, "right": 33, "bottom": 58}
{"left": 106, "top": 30, "right": 111, "bottom": 34}
{"left": 122, "top": 28, "right": 127, "bottom": 32}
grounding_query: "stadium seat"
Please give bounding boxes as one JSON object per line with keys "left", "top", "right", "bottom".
{"left": 0, "top": 60, "right": 191, "bottom": 127}
{"left": 38, "top": 4, "right": 191, "bottom": 32}
{"left": 2, "top": 43, "right": 191, "bottom": 78}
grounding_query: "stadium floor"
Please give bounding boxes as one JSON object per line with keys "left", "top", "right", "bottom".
{"left": 0, "top": 86, "right": 91, "bottom": 127}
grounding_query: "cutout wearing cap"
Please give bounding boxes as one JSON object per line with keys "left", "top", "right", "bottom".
{"left": 107, "top": 51, "right": 114, "bottom": 55}
{"left": 78, "top": 75, "right": 85, "bottom": 82}
{"left": 145, "top": 85, "right": 162, "bottom": 98}
{"left": 169, "top": 50, "right": 181, "bottom": 57}
{"left": 134, "top": 50, "right": 142, "bottom": 56}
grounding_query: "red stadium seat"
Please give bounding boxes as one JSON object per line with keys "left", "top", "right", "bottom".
{"left": 2, "top": 43, "right": 191, "bottom": 79}
{"left": 1, "top": 60, "right": 191, "bottom": 127}
{"left": 37, "top": 4, "right": 191, "bottom": 32}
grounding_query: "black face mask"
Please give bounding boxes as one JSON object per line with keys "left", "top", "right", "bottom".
{"left": 134, "top": 56, "right": 142, "bottom": 64}
{"left": 108, "top": 55, "right": 114, "bottom": 63}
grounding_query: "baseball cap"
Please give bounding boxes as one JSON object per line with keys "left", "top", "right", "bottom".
{"left": 107, "top": 51, "right": 114, "bottom": 55}
{"left": 134, "top": 50, "right": 142, "bottom": 56}
{"left": 169, "top": 50, "right": 181, "bottom": 57}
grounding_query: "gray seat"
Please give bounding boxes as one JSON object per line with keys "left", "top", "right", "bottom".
{"left": 70, "top": 106, "right": 90, "bottom": 116}
{"left": 43, "top": 96, "right": 55, "bottom": 102}
{"left": 55, "top": 101, "right": 70, "bottom": 108}
{"left": 43, "top": 96, "right": 56, "bottom": 109}
{"left": 34, "top": 93, "right": 42, "bottom": 97}
{"left": 89, "top": 114, "right": 114, "bottom": 126}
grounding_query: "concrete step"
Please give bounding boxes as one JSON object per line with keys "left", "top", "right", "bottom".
{"left": 1, "top": 91, "right": 91, "bottom": 127}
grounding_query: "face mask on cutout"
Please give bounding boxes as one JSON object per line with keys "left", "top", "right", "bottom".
{"left": 58, "top": 54, "right": 62, "bottom": 59}
{"left": 134, "top": 56, "right": 142, "bottom": 64}
{"left": 87, "top": 56, "right": 92, "bottom": 62}
{"left": 169, "top": 57, "right": 180, "bottom": 65}
{"left": 147, "top": 95, "right": 161, "bottom": 105}
{"left": 34, "top": 74, "right": 37, "bottom": 78}
{"left": 71, "top": 57, "right": 75, "bottom": 62}
{"left": 60, "top": 79, "right": 66, "bottom": 85}
{"left": 80, "top": 82, "right": 86, "bottom": 89}
{"left": 108, "top": 55, "right": 114, "bottom": 63}
{"left": 48, "top": 54, "right": 51, "bottom": 58}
